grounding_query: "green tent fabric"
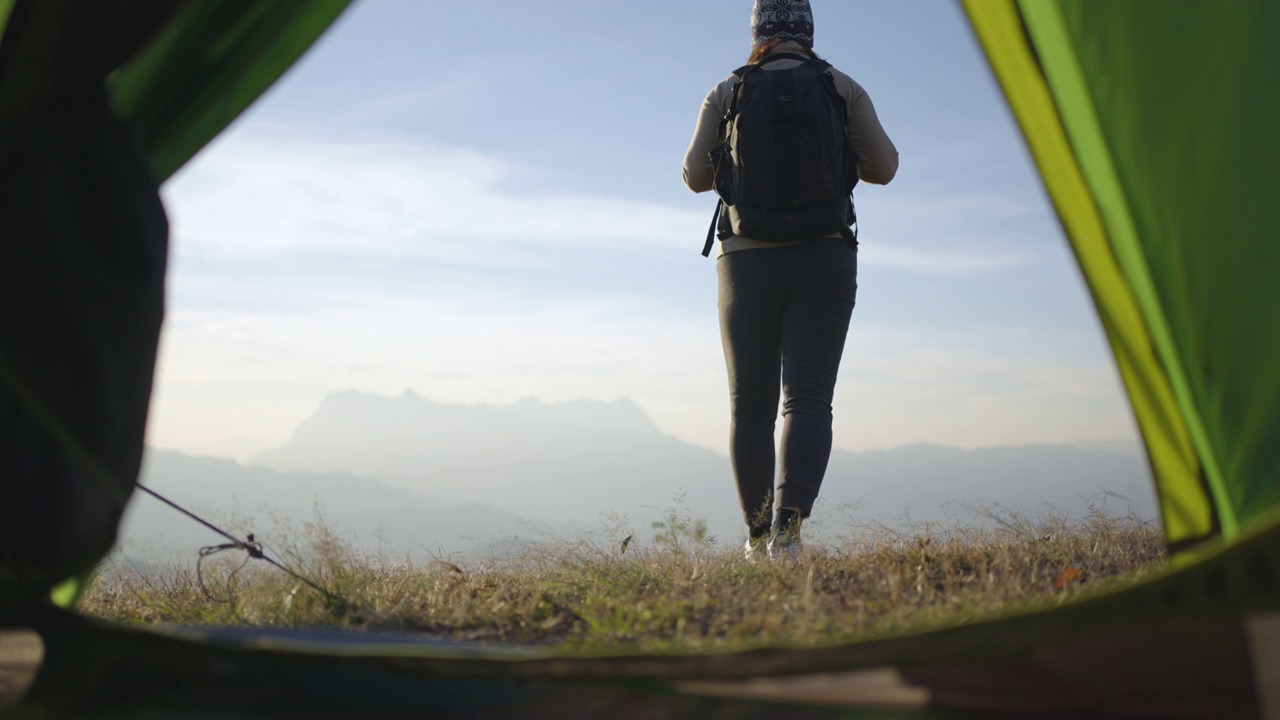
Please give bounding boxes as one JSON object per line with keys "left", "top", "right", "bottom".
{"left": 2, "top": 0, "right": 1280, "bottom": 717}
{"left": 110, "top": 0, "right": 358, "bottom": 183}
{"left": 964, "top": 0, "right": 1280, "bottom": 553}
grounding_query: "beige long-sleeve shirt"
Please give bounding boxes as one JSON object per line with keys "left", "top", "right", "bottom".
{"left": 683, "top": 42, "right": 899, "bottom": 256}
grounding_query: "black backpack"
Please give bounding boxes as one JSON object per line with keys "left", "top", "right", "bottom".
{"left": 703, "top": 53, "right": 858, "bottom": 256}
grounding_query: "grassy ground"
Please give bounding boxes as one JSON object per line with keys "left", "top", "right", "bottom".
{"left": 81, "top": 506, "right": 1166, "bottom": 653}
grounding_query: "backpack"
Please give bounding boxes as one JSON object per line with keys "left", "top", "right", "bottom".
{"left": 702, "top": 53, "right": 858, "bottom": 257}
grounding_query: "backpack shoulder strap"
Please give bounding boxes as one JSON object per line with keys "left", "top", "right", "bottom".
{"left": 819, "top": 66, "right": 849, "bottom": 112}
{"left": 719, "top": 64, "right": 760, "bottom": 139}
{"left": 702, "top": 199, "right": 723, "bottom": 257}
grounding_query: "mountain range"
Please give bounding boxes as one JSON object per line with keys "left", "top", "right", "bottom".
{"left": 117, "top": 391, "right": 1157, "bottom": 562}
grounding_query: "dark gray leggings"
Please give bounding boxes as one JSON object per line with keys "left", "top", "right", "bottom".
{"left": 717, "top": 238, "right": 857, "bottom": 537}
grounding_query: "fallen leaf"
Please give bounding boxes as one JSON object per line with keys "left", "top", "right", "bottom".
{"left": 1053, "top": 567, "right": 1084, "bottom": 592}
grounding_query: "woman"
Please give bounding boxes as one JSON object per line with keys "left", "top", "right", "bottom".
{"left": 682, "top": 0, "right": 898, "bottom": 560}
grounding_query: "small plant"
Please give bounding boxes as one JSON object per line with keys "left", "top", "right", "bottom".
{"left": 648, "top": 493, "right": 712, "bottom": 557}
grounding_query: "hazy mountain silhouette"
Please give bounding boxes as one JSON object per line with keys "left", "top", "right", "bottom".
{"left": 821, "top": 442, "right": 1156, "bottom": 531}
{"left": 243, "top": 391, "right": 1157, "bottom": 545}
{"left": 118, "top": 449, "right": 564, "bottom": 563}
{"left": 252, "top": 391, "right": 741, "bottom": 535}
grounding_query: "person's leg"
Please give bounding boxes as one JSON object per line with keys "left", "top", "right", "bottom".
{"left": 717, "top": 250, "right": 786, "bottom": 541}
{"left": 776, "top": 239, "right": 858, "bottom": 524}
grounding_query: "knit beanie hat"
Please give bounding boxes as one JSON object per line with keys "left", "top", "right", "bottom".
{"left": 751, "top": 0, "right": 815, "bottom": 48}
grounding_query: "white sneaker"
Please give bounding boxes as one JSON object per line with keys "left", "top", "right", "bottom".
{"left": 767, "top": 528, "right": 803, "bottom": 561}
{"left": 743, "top": 537, "right": 768, "bottom": 563}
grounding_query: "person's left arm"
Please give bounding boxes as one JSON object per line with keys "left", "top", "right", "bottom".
{"left": 682, "top": 79, "right": 733, "bottom": 193}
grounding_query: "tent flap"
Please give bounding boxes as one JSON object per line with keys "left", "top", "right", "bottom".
{"left": 962, "top": 0, "right": 1280, "bottom": 550}
{"left": 0, "top": 0, "right": 351, "bottom": 605}
{"left": 110, "top": 0, "right": 354, "bottom": 182}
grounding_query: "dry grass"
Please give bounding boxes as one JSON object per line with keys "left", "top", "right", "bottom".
{"left": 81, "top": 505, "right": 1166, "bottom": 653}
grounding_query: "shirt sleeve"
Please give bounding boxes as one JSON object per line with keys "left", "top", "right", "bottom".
{"left": 682, "top": 79, "right": 733, "bottom": 193}
{"left": 830, "top": 68, "right": 899, "bottom": 185}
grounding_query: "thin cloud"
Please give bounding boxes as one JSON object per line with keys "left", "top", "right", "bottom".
{"left": 164, "top": 123, "right": 705, "bottom": 260}
{"left": 166, "top": 123, "right": 1046, "bottom": 277}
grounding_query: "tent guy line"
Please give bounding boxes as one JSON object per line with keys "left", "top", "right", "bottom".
{"left": 136, "top": 484, "right": 359, "bottom": 616}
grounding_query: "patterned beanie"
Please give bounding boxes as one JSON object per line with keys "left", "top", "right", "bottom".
{"left": 751, "top": 0, "right": 815, "bottom": 48}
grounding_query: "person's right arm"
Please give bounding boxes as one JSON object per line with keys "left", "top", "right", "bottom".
{"left": 830, "top": 69, "right": 898, "bottom": 185}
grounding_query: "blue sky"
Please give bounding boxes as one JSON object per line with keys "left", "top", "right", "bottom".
{"left": 147, "top": 0, "right": 1141, "bottom": 459}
